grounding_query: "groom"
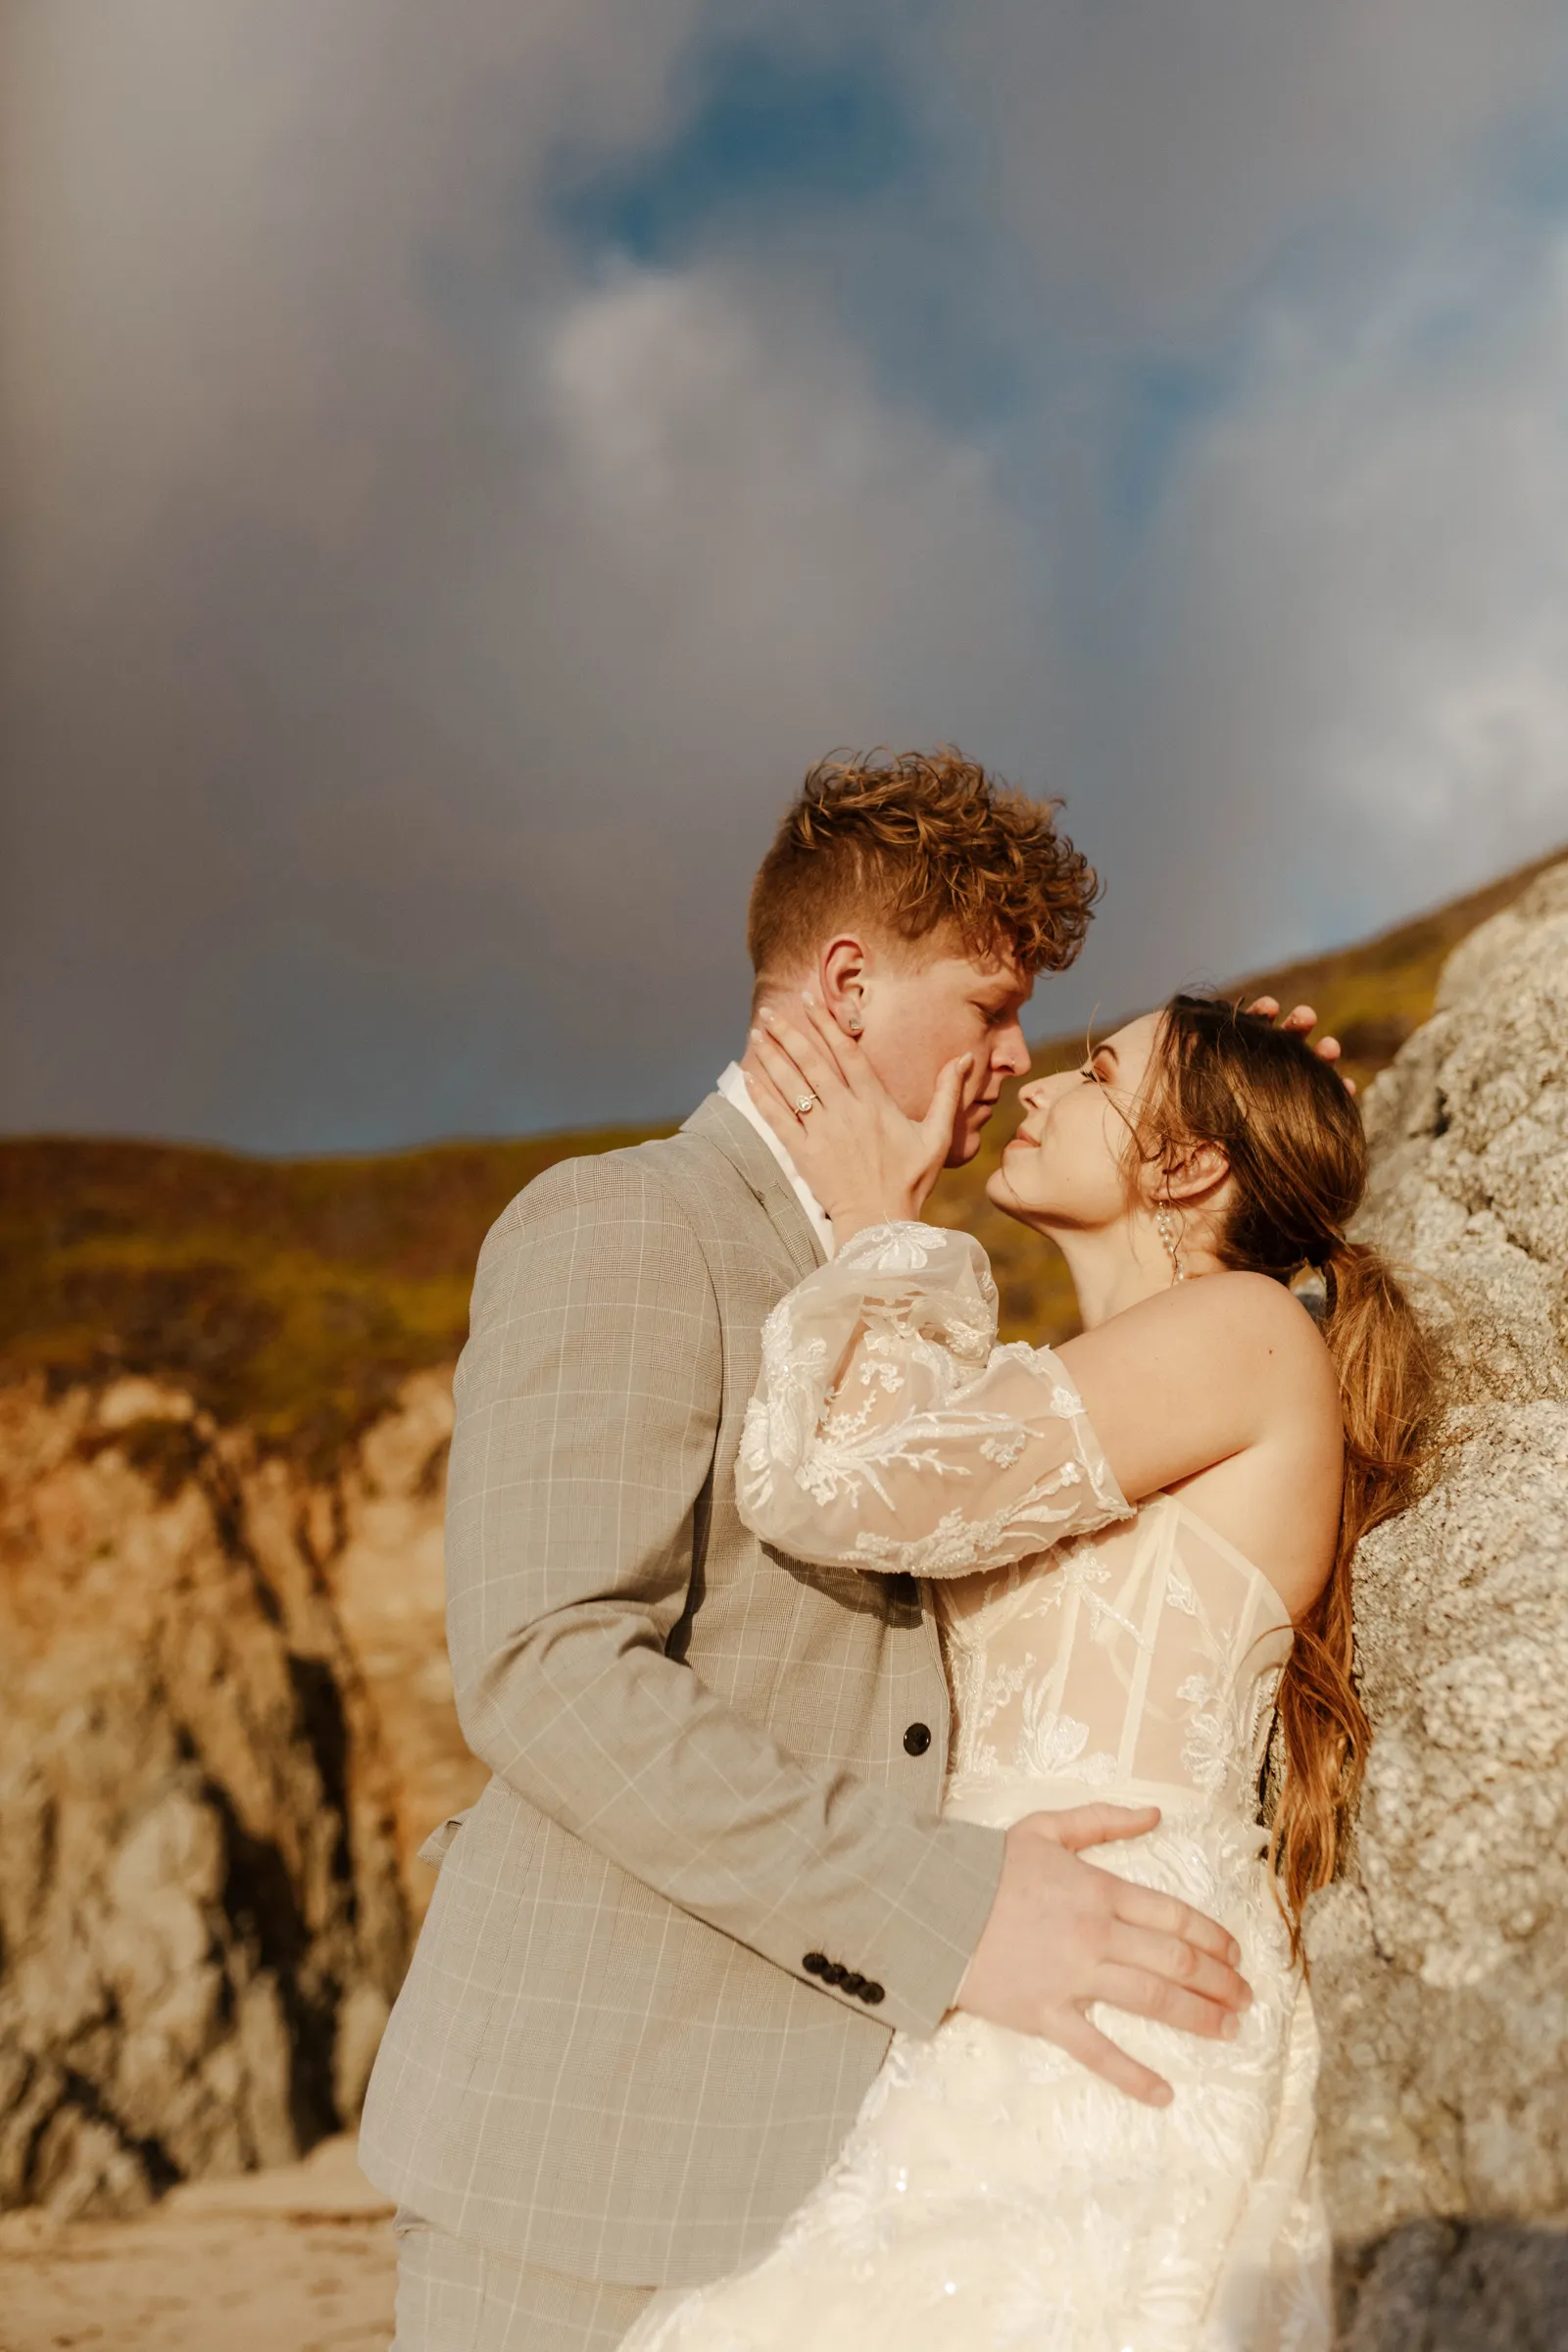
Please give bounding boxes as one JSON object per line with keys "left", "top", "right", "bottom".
{"left": 362, "top": 751, "right": 1268, "bottom": 2350}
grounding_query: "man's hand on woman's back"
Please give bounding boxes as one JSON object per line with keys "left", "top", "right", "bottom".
{"left": 956, "top": 1802, "right": 1252, "bottom": 2108}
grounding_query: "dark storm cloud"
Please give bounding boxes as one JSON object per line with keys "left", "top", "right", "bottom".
{"left": 3, "top": 0, "right": 1566, "bottom": 1149}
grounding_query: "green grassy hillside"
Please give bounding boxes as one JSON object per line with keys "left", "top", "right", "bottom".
{"left": 1, "top": 846, "right": 1559, "bottom": 1458}
{"left": 0, "top": 1126, "right": 671, "bottom": 1471}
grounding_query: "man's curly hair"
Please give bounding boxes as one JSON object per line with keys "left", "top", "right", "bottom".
{"left": 747, "top": 749, "right": 1099, "bottom": 983}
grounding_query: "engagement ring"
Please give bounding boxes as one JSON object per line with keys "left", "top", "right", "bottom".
{"left": 793, "top": 1094, "right": 818, "bottom": 1117}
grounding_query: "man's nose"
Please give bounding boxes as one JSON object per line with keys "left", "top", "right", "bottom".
{"left": 996, "top": 1022, "right": 1031, "bottom": 1079}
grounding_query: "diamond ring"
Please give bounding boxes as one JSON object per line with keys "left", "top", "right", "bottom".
{"left": 793, "top": 1093, "right": 818, "bottom": 1117}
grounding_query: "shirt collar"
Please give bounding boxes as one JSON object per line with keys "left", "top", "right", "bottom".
{"left": 715, "top": 1062, "right": 836, "bottom": 1259}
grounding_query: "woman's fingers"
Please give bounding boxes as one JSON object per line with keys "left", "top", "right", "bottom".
{"left": 757, "top": 1007, "right": 847, "bottom": 1104}
{"left": 746, "top": 1039, "right": 817, "bottom": 1141}
{"left": 1051, "top": 2009, "right": 1173, "bottom": 2109}
{"left": 750, "top": 1023, "right": 822, "bottom": 1119}
{"left": 918, "top": 1054, "right": 973, "bottom": 1160}
{"left": 797, "top": 995, "right": 859, "bottom": 1089}
{"left": 799, "top": 993, "right": 894, "bottom": 1105}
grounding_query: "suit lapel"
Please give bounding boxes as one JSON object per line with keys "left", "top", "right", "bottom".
{"left": 684, "top": 1095, "right": 825, "bottom": 1281}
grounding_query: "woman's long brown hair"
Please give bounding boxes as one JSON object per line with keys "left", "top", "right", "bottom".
{"left": 1137, "top": 997, "right": 1436, "bottom": 1955}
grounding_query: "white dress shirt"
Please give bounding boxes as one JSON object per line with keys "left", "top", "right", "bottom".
{"left": 716, "top": 1062, "right": 836, "bottom": 1260}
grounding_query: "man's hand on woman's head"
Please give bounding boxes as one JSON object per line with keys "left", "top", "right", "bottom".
{"left": 746, "top": 998, "right": 972, "bottom": 1244}
{"left": 1243, "top": 998, "right": 1355, "bottom": 1095}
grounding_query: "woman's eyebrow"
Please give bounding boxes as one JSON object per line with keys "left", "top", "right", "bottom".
{"left": 1095, "top": 1041, "right": 1120, "bottom": 1068}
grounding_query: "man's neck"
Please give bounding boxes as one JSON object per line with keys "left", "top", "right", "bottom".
{"left": 717, "top": 1059, "right": 835, "bottom": 1258}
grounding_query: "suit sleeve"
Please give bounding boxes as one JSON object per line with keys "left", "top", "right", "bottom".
{"left": 443, "top": 1152, "right": 1004, "bottom": 2036}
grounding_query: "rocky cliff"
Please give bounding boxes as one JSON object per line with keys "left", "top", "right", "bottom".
{"left": 1309, "top": 863, "right": 1568, "bottom": 2345}
{"left": 0, "top": 1368, "right": 478, "bottom": 2219}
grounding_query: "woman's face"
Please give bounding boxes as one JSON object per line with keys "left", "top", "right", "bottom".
{"left": 986, "top": 1010, "right": 1163, "bottom": 1232}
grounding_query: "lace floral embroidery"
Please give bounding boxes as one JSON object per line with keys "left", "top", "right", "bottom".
{"left": 737, "top": 1223, "right": 1130, "bottom": 1581}
{"left": 736, "top": 1217, "right": 1295, "bottom": 1811}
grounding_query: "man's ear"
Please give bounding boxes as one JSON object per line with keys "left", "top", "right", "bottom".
{"left": 817, "top": 935, "right": 870, "bottom": 1037}
{"left": 1161, "top": 1141, "right": 1230, "bottom": 1208}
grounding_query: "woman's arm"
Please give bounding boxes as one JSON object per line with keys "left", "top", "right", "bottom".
{"left": 738, "top": 1221, "right": 1132, "bottom": 1575}
{"left": 1052, "top": 1269, "right": 1338, "bottom": 1506}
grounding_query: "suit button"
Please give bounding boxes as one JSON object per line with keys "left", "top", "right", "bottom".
{"left": 861, "top": 1982, "right": 886, "bottom": 2006}
{"left": 903, "top": 1722, "right": 932, "bottom": 1756}
{"left": 823, "top": 1962, "right": 848, "bottom": 1986}
{"left": 803, "top": 1952, "right": 828, "bottom": 1976}
{"left": 842, "top": 1973, "right": 866, "bottom": 1998}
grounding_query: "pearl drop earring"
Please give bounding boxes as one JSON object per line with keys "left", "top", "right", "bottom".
{"left": 1155, "top": 1202, "right": 1187, "bottom": 1284}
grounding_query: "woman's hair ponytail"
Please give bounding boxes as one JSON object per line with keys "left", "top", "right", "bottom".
{"left": 1143, "top": 1002, "right": 1437, "bottom": 1955}
{"left": 1270, "top": 1238, "right": 1433, "bottom": 1943}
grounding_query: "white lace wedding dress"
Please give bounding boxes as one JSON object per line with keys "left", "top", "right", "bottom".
{"left": 621, "top": 1224, "right": 1332, "bottom": 2352}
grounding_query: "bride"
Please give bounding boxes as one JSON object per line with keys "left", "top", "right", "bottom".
{"left": 619, "top": 991, "right": 1432, "bottom": 2352}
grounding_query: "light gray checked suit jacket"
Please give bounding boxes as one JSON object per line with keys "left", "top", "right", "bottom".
{"left": 359, "top": 1096, "right": 1005, "bottom": 2290}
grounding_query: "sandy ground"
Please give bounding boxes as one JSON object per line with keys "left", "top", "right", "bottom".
{"left": 0, "top": 2136, "right": 396, "bottom": 2352}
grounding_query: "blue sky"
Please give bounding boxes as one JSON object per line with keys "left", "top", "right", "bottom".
{"left": 4, "top": 0, "right": 1568, "bottom": 1149}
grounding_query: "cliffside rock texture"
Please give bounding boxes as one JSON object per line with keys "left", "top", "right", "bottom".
{"left": 322, "top": 1370, "right": 483, "bottom": 1900}
{"left": 0, "top": 1379, "right": 419, "bottom": 2218}
{"left": 1310, "top": 862, "right": 1568, "bottom": 2345}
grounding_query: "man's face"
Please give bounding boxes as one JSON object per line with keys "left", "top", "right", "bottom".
{"left": 847, "top": 938, "right": 1034, "bottom": 1166}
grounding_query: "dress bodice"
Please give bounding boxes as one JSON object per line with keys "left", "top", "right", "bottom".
{"left": 939, "top": 1497, "right": 1292, "bottom": 1818}
{"left": 738, "top": 1221, "right": 1294, "bottom": 1822}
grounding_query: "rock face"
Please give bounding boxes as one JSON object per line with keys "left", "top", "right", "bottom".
{"left": 322, "top": 1370, "right": 484, "bottom": 1898}
{"left": 0, "top": 1373, "right": 471, "bottom": 2219}
{"left": 1309, "top": 862, "right": 1568, "bottom": 2344}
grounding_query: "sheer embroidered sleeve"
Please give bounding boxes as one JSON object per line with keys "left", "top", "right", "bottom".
{"left": 737, "top": 1221, "right": 1131, "bottom": 1579}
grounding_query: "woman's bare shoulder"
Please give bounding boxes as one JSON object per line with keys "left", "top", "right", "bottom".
{"left": 1061, "top": 1270, "right": 1338, "bottom": 1429}
{"left": 1187, "top": 1266, "right": 1329, "bottom": 1344}
{"left": 1054, "top": 1269, "right": 1341, "bottom": 1538}
{"left": 1076, "top": 1267, "right": 1323, "bottom": 1355}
